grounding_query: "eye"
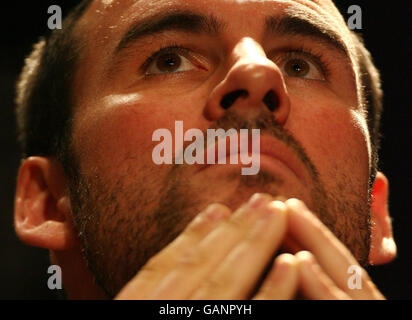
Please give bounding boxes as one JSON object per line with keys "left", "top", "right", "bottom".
{"left": 145, "top": 48, "right": 196, "bottom": 75}
{"left": 281, "top": 56, "right": 325, "bottom": 81}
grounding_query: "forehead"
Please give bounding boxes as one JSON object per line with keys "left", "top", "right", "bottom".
{"left": 88, "top": 0, "right": 341, "bottom": 13}
{"left": 77, "top": 0, "right": 349, "bottom": 42}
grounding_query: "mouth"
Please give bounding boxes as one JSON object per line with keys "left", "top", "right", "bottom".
{"left": 196, "top": 134, "right": 307, "bottom": 183}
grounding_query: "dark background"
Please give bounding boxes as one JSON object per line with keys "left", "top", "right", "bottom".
{"left": 0, "top": 1, "right": 411, "bottom": 299}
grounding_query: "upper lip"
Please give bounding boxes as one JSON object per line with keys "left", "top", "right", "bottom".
{"left": 196, "top": 133, "right": 307, "bottom": 182}
{"left": 258, "top": 135, "right": 306, "bottom": 182}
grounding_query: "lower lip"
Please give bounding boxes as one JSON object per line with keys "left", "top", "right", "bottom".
{"left": 257, "top": 154, "right": 300, "bottom": 180}
{"left": 198, "top": 153, "right": 300, "bottom": 181}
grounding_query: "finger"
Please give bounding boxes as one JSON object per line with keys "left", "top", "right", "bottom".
{"left": 296, "top": 251, "right": 351, "bottom": 300}
{"left": 285, "top": 199, "right": 384, "bottom": 299}
{"left": 190, "top": 200, "right": 287, "bottom": 299}
{"left": 116, "top": 202, "right": 231, "bottom": 299}
{"left": 253, "top": 253, "right": 299, "bottom": 300}
{"left": 148, "top": 194, "right": 277, "bottom": 299}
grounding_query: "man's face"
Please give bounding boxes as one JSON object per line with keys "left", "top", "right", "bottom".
{"left": 68, "top": 0, "right": 372, "bottom": 296}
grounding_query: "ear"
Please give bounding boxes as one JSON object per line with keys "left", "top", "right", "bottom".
{"left": 368, "top": 171, "right": 397, "bottom": 265}
{"left": 14, "top": 157, "right": 79, "bottom": 251}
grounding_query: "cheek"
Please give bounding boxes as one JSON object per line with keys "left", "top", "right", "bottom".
{"left": 289, "top": 99, "right": 370, "bottom": 186}
{"left": 72, "top": 93, "right": 206, "bottom": 177}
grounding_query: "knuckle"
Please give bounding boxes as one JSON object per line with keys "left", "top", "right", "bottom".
{"left": 176, "top": 247, "right": 207, "bottom": 270}
{"left": 185, "top": 218, "right": 213, "bottom": 237}
{"left": 226, "top": 214, "right": 247, "bottom": 231}
{"left": 186, "top": 204, "right": 231, "bottom": 233}
{"left": 199, "top": 277, "right": 225, "bottom": 295}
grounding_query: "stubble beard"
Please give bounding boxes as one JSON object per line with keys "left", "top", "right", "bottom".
{"left": 67, "top": 110, "right": 371, "bottom": 298}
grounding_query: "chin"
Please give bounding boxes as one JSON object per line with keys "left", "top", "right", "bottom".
{"left": 195, "top": 171, "right": 311, "bottom": 212}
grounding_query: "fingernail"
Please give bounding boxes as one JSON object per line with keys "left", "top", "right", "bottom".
{"left": 203, "top": 204, "right": 227, "bottom": 220}
{"left": 297, "top": 251, "right": 315, "bottom": 264}
{"left": 261, "top": 200, "right": 286, "bottom": 219}
{"left": 248, "top": 193, "right": 271, "bottom": 209}
{"left": 287, "top": 198, "right": 309, "bottom": 213}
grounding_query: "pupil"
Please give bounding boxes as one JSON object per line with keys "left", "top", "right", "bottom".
{"left": 165, "top": 57, "right": 175, "bottom": 66}
{"left": 286, "top": 59, "right": 309, "bottom": 77}
{"left": 293, "top": 63, "right": 302, "bottom": 72}
{"left": 157, "top": 53, "right": 181, "bottom": 72}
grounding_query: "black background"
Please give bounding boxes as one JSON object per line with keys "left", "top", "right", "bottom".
{"left": 0, "top": 1, "right": 411, "bottom": 299}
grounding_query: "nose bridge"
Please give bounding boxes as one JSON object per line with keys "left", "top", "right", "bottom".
{"left": 232, "top": 37, "right": 269, "bottom": 68}
{"left": 204, "top": 37, "right": 291, "bottom": 125}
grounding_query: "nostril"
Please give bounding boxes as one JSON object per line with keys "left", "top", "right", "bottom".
{"left": 263, "top": 90, "right": 279, "bottom": 112}
{"left": 220, "top": 89, "right": 248, "bottom": 109}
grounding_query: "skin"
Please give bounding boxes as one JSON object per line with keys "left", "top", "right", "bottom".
{"left": 14, "top": 0, "right": 397, "bottom": 299}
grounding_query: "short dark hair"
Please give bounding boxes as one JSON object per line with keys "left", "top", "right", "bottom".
{"left": 15, "top": 0, "right": 383, "bottom": 182}
{"left": 15, "top": 0, "right": 93, "bottom": 163}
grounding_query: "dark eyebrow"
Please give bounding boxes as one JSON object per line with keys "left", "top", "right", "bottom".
{"left": 265, "top": 15, "right": 349, "bottom": 55}
{"left": 115, "top": 11, "right": 223, "bottom": 53}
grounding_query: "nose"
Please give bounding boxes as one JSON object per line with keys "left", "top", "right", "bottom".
{"left": 204, "top": 38, "right": 290, "bottom": 126}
